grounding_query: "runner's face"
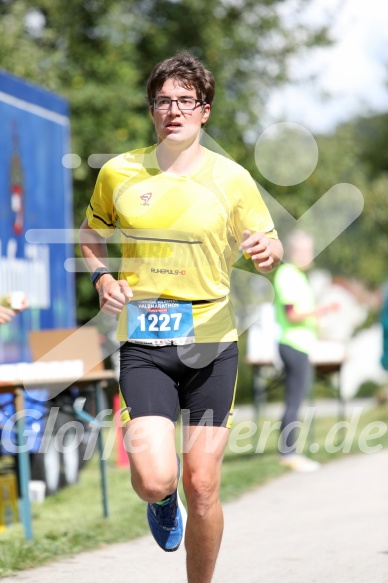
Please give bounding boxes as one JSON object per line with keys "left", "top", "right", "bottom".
{"left": 150, "top": 79, "right": 210, "bottom": 146}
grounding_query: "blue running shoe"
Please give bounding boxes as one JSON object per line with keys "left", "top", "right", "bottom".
{"left": 147, "top": 456, "right": 186, "bottom": 552}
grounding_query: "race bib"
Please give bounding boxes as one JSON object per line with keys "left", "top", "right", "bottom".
{"left": 127, "top": 299, "right": 195, "bottom": 345}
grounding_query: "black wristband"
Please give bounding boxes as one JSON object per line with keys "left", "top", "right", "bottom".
{"left": 91, "top": 267, "right": 110, "bottom": 287}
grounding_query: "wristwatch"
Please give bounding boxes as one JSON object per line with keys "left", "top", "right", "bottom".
{"left": 91, "top": 267, "right": 111, "bottom": 287}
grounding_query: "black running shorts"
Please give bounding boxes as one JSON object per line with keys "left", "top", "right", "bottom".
{"left": 119, "top": 341, "right": 238, "bottom": 428}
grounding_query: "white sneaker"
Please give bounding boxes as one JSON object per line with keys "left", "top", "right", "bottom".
{"left": 280, "top": 454, "right": 321, "bottom": 473}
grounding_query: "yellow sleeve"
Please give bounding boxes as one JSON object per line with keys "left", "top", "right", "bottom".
{"left": 232, "top": 169, "right": 277, "bottom": 245}
{"left": 85, "top": 164, "right": 118, "bottom": 238}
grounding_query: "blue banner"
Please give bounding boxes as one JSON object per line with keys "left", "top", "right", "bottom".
{"left": 0, "top": 72, "right": 75, "bottom": 364}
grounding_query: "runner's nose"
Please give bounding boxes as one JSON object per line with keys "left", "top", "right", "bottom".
{"left": 169, "top": 100, "right": 181, "bottom": 114}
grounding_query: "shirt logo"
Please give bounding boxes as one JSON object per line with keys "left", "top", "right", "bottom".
{"left": 151, "top": 268, "right": 186, "bottom": 276}
{"left": 140, "top": 192, "right": 152, "bottom": 205}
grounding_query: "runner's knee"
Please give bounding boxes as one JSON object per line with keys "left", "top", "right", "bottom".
{"left": 183, "top": 470, "right": 219, "bottom": 517}
{"left": 132, "top": 471, "right": 178, "bottom": 502}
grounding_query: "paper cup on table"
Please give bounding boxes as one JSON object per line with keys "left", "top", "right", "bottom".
{"left": 9, "top": 291, "right": 25, "bottom": 310}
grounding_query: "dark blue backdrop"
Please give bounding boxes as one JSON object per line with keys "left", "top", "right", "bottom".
{"left": 0, "top": 71, "right": 75, "bottom": 364}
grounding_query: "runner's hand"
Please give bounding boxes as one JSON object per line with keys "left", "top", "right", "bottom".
{"left": 97, "top": 276, "right": 133, "bottom": 315}
{"left": 239, "top": 230, "right": 274, "bottom": 269}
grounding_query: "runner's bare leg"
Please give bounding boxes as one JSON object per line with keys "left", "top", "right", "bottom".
{"left": 183, "top": 425, "right": 229, "bottom": 583}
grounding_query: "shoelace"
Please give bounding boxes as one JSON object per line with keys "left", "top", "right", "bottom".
{"left": 151, "top": 497, "right": 177, "bottom": 529}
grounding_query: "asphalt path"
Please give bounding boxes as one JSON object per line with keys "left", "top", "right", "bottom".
{"left": 2, "top": 447, "right": 387, "bottom": 583}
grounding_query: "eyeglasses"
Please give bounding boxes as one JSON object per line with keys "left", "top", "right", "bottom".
{"left": 153, "top": 97, "right": 206, "bottom": 111}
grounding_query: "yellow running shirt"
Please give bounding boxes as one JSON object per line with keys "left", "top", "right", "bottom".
{"left": 86, "top": 145, "right": 277, "bottom": 343}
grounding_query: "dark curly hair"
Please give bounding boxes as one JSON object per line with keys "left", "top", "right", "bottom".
{"left": 147, "top": 51, "right": 215, "bottom": 107}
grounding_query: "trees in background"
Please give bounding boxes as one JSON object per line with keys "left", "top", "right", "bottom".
{"left": 259, "top": 114, "right": 388, "bottom": 288}
{"left": 0, "top": 0, "right": 331, "bottom": 209}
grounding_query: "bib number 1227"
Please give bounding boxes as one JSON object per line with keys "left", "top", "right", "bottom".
{"left": 137, "top": 312, "right": 182, "bottom": 332}
{"left": 127, "top": 299, "right": 194, "bottom": 344}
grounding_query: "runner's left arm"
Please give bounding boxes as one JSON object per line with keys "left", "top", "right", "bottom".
{"left": 232, "top": 170, "right": 283, "bottom": 273}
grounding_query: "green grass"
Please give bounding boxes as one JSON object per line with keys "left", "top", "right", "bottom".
{"left": 0, "top": 402, "right": 387, "bottom": 577}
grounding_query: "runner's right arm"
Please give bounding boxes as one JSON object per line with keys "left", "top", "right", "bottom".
{"left": 79, "top": 219, "right": 132, "bottom": 314}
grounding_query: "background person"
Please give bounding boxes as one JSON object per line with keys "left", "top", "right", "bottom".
{"left": 80, "top": 51, "right": 282, "bottom": 583}
{"left": 273, "top": 230, "right": 339, "bottom": 472}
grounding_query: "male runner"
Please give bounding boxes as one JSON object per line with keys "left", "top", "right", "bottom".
{"left": 80, "top": 51, "right": 283, "bottom": 583}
